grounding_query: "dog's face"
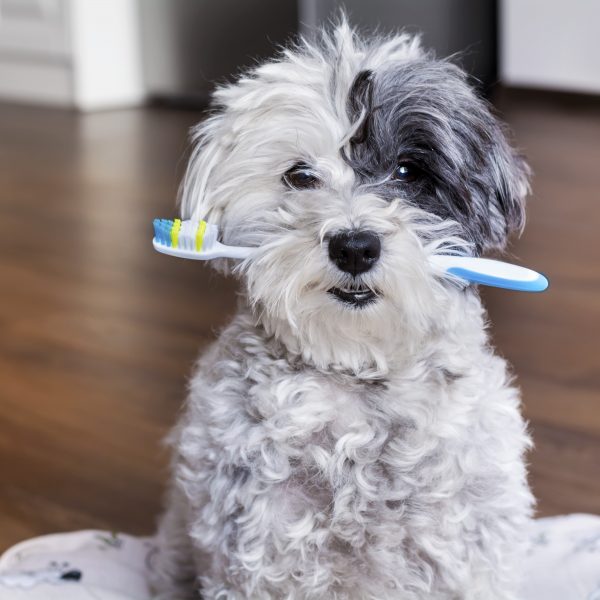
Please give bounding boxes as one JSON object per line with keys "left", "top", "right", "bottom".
{"left": 181, "top": 24, "right": 529, "bottom": 371}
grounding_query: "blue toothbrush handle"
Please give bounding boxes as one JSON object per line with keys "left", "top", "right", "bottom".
{"left": 430, "top": 255, "right": 549, "bottom": 292}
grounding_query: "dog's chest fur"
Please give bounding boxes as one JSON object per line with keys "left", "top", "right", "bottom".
{"left": 238, "top": 347, "right": 477, "bottom": 535}
{"left": 177, "top": 311, "right": 531, "bottom": 598}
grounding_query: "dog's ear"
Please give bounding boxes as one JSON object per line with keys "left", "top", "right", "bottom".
{"left": 428, "top": 73, "right": 531, "bottom": 253}
{"left": 179, "top": 113, "right": 228, "bottom": 224}
{"left": 346, "top": 58, "right": 530, "bottom": 254}
{"left": 475, "top": 112, "right": 531, "bottom": 252}
{"left": 421, "top": 67, "right": 531, "bottom": 253}
{"left": 429, "top": 70, "right": 531, "bottom": 253}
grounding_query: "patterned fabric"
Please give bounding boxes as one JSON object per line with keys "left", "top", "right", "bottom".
{"left": 0, "top": 531, "right": 155, "bottom": 599}
{"left": 522, "top": 514, "right": 600, "bottom": 600}
{"left": 1, "top": 515, "right": 599, "bottom": 599}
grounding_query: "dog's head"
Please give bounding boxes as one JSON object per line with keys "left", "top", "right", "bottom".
{"left": 181, "top": 22, "right": 529, "bottom": 372}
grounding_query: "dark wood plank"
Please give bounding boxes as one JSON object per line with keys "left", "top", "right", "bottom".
{"left": 485, "top": 89, "right": 600, "bottom": 516}
{"left": 0, "top": 103, "right": 238, "bottom": 551}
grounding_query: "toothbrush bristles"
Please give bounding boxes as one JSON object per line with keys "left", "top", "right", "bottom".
{"left": 153, "top": 219, "right": 176, "bottom": 247}
{"left": 153, "top": 218, "right": 208, "bottom": 252}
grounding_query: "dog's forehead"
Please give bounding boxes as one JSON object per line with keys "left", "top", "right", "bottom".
{"left": 221, "top": 41, "right": 486, "bottom": 191}
{"left": 234, "top": 56, "right": 465, "bottom": 164}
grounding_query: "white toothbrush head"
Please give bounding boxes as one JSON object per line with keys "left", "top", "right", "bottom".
{"left": 152, "top": 218, "right": 253, "bottom": 260}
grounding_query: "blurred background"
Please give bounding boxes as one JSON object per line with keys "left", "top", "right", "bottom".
{"left": 1, "top": 0, "right": 599, "bottom": 551}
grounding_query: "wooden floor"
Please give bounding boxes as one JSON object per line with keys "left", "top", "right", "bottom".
{"left": 0, "top": 90, "right": 599, "bottom": 552}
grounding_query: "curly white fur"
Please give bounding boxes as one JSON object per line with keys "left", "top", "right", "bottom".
{"left": 152, "top": 20, "right": 534, "bottom": 600}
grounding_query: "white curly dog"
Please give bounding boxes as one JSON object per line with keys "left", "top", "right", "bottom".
{"left": 152, "top": 20, "right": 534, "bottom": 600}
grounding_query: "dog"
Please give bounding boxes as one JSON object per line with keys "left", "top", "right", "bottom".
{"left": 152, "top": 20, "right": 534, "bottom": 600}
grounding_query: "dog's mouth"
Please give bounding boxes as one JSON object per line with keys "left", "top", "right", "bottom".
{"left": 328, "top": 285, "right": 378, "bottom": 307}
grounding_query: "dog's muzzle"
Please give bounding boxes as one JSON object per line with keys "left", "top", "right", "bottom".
{"left": 328, "top": 230, "right": 380, "bottom": 307}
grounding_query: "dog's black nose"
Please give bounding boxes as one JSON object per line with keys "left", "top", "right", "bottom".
{"left": 328, "top": 230, "right": 381, "bottom": 276}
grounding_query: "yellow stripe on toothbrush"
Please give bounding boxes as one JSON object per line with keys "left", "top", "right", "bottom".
{"left": 195, "top": 220, "right": 207, "bottom": 252}
{"left": 171, "top": 219, "right": 181, "bottom": 248}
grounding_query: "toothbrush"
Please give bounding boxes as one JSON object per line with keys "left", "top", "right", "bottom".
{"left": 153, "top": 218, "right": 253, "bottom": 260}
{"left": 153, "top": 218, "right": 548, "bottom": 292}
{"left": 429, "top": 254, "right": 548, "bottom": 292}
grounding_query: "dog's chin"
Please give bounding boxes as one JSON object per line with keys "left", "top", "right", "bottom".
{"left": 328, "top": 285, "right": 379, "bottom": 308}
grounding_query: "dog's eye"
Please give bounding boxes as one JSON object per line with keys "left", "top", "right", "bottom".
{"left": 392, "top": 160, "right": 421, "bottom": 183}
{"left": 283, "top": 163, "right": 321, "bottom": 190}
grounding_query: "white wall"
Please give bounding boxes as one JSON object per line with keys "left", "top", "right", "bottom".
{"left": 0, "top": 0, "right": 145, "bottom": 110}
{"left": 69, "top": 0, "right": 145, "bottom": 110}
{"left": 501, "top": 0, "right": 600, "bottom": 94}
{"left": 0, "top": 0, "right": 298, "bottom": 109}
{"left": 0, "top": 0, "right": 72, "bottom": 105}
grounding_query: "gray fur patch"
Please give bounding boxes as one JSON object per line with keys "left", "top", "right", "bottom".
{"left": 344, "top": 61, "right": 530, "bottom": 252}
